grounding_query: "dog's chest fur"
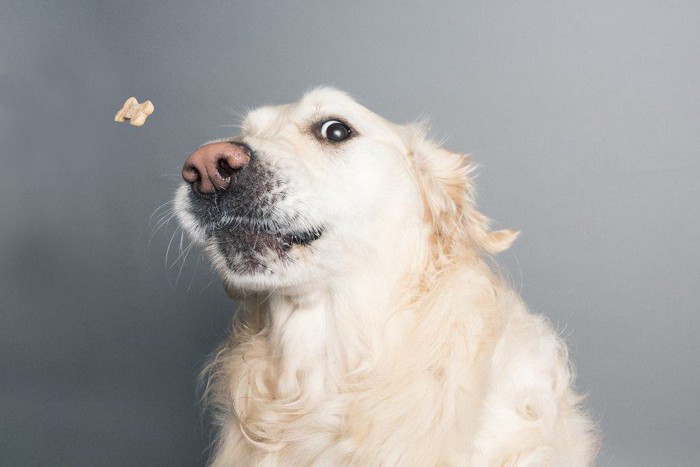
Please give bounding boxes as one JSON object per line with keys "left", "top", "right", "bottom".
{"left": 204, "top": 264, "right": 594, "bottom": 466}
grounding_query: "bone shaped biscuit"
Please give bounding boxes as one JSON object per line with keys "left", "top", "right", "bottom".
{"left": 114, "top": 97, "right": 154, "bottom": 127}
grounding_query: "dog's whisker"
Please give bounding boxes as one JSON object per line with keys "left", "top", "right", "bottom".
{"left": 151, "top": 210, "right": 176, "bottom": 236}
{"left": 149, "top": 199, "right": 175, "bottom": 223}
{"left": 164, "top": 226, "right": 180, "bottom": 272}
{"left": 154, "top": 212, "right": 175, "bottom": 234}
{"left": 186, "top": 251, "right": 204, "bottom": 293}
{"left": 152, "top": 209, "right": 174, "bottom": 228}
{"left": 176, "top": 240, "right": 195, "bottom": 285}
{"left": 168, "top": 231, "right": 187, "bottom": 270}
{"left": 199, "top": 275, "right": 218, "bottom": 293}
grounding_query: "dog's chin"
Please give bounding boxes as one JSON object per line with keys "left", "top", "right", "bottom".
{"left": 219, "top": 269, "right": 311, "bottom": 298}
{"left": 211, "top": 248, "right": 323, "bottom": 296}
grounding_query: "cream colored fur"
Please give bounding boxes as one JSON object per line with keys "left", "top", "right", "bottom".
{"left": 175, "top": 88, "right": 598, "bottom": 466}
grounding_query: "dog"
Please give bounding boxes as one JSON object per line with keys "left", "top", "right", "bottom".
{"left": 174, "top": 88, "right": 598, "bottom": 466}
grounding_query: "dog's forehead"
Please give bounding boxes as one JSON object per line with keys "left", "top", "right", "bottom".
{"left": 243, "top": 88, "right": 391, "bottom": 135}
{"left": 295, "top": 88, "right": 364, "bottom": 116}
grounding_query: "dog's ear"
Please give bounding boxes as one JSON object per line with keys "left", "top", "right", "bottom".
{"left": 400, "top": 123, "right": 519, "bottom": 256}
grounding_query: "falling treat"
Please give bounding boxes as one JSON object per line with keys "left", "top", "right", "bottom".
{"left": 114, "top": 96, "right": 154, "bottom": 127}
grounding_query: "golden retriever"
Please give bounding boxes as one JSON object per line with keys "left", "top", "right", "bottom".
{"left": 174, "top": 88, "right": 598, "bottom": 466}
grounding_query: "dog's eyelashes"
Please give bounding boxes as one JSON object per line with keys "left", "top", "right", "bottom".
{"left": 320, "top": 120, "right": 352, "bottom": 142}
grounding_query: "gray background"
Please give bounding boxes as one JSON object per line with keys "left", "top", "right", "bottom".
{"left": 1, "top": 1, "right": 698, "bottom": 466}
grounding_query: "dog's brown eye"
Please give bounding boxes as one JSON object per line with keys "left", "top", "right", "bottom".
{"left": 320, "top": 120, "right": 352, "bottom": 142}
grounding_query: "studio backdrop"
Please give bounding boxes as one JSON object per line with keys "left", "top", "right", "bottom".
{"left": 1, "top": 1, "right": 699, "bottom": 466}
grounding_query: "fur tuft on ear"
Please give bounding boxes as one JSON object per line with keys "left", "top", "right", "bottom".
{"left": 399, "top": 123, "right": 518, "bottom": 257}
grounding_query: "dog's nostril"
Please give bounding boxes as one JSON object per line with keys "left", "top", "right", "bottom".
{"left": 182, "top": 163, "right": 200, "bottom": 184}
{"left": 216, "top": 156, "right": 234, "bottom": 180}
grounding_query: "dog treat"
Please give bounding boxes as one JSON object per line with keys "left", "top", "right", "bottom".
{"left": 114, "top": 96, "right": 154, "bottom": 127}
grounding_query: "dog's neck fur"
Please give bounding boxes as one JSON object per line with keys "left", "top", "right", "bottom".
{"left": 241, "top": 225, "right": 432, "bottom": 402}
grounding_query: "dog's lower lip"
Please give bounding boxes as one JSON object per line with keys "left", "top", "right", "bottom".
{"left": 202, "top": 218, "right": 323, "bottom": 246}
{"left": 287, "top": 228, "right": 323, "bottom": 245}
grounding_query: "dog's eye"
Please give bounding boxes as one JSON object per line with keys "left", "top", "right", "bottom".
{"left": 320, "top": 120, "right": 352, "bottom": 142}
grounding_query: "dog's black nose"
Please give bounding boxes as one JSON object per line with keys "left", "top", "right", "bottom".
{"left": 182, "top": 142, "right": 251, "bottom": 195}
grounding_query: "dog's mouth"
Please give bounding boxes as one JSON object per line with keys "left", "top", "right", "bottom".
{"left": 284, "top": 228, "right": 324, "bottom": 246}
{"left": 226, "top": 224, "right": 323, "bottom": 248}
{"left": 204, "top": 216, "right": 322, "bottom": 244}
{"left": 205, "top": 214, "right": 322, "bottom": 256}
{"left": 206, "top": 218, "right": 323, "bottom": 273}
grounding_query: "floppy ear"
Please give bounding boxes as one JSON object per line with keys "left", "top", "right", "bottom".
{"left": 400, "top": 123, "right": 519, "bottom": 256}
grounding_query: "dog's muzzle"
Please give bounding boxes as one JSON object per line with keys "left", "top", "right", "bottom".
{"left": 179, "top": 140, "right": 323, "bottom": 267}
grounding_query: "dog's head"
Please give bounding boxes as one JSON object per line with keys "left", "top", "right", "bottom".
{"left": 175, "top": 88, "right": 516, "bottom": 294}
